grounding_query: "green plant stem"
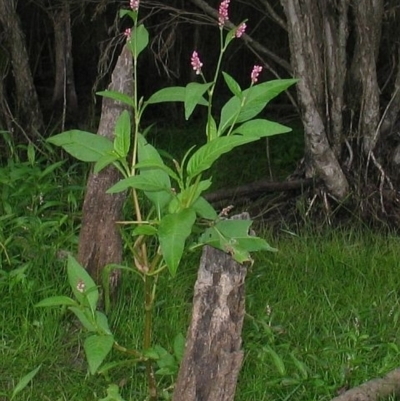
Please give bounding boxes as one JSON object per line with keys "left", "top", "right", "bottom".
{"left": 113, "top": 342, "right": 144, "bottom": 359}
{"left": 144, "top": 273, "right": 157, "bottom": 400}
{"left": 205, "top": 28, "right": 227, "bottom": 142}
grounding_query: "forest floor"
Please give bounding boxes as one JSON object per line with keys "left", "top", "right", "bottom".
{"left": 1, "top": 126, "right": 400, "bottom": 400}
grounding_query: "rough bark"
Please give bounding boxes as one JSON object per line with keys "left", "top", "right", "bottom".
{"left": 51, "top": 2, "right": 78, "bottom": 126}
{"left": 322, "top": 0, "right": 350, "bottom": 156}
{"left": 280, "top": 0, "right": 349, "bottom": 199}
{"left": 330, "top": 368, "right": 400, "bottom": 401}
{"left": 172, "top": 213, "right": 250, "bottom": 401}
{"left": 0, "top": 0, "right": 43, "bottom": 139}
{"left": 350, "top": 0, "right": 383, "bottom": 154}
{"left": 77, "top": 45, "right": 132, "bottom": 287}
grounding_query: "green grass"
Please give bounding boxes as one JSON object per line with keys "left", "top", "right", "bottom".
{"left": 3, "top": 223, "right": 400, "bottom": 400}
{"left": 2, "top": 137, "right": 400, "bottom": 400}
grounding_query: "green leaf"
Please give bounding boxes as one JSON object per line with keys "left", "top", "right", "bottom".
{"left": 186, "top": 135, "right": 258, "bottom": 179}
{"left": 96, "top": 90, "right": 134, "bottom": 107}
{"left": 265, "top": 346, "right": 286, "bottom": 376}
{"left": 95, "top": 311, "right": 112, "bottom": 335}
{"left": 184, "top": 82, "right": 212, "bottom": 120}
{"left": 232, "top": 119, "right": 292, "bottom": 138}
{"left": 127, "top": 24, "right": 149, "bottom": 59}
{"left": 107, "top": 175, "right": 172, "bottom": 193}
{"left": 67, "top": 255, "right": 99, "bottom": 311}
{"left": 114, "top": 110, "right": 131, "bottom": 157}
{"left": 146, "top": 87, "right": 208, "bottom": 106}
{"left": 224, "top": 26, "right": 238, "bottom": 47}
{"left": 38, "top": 160, "right": 65, "bottom": 178}
{"left": 290, "top": 353, "right": 309, "bottom": 380}
{"left": 133, "top": 160, "right": 180, "bottom": 183}
{"left": 173, "top": 333, "right": 186, "bottom": 362}
{"left": 219, "top": 79, "right": 297, "bottom": 135}
{"left": 11, "top": 365, "right": 41, "bottom": 400}
{"left": 69, "top": 306, "right": 96, "bottom": 332}
{"left": 158, "top": 208, "right": 196, "bottom": 276}
{"left": 138, "top": 134, "right": 173, "bottom": 216}
{"left": 47, "top": 130, "right": 113, "bottom": 162}
{"left": 132, "top": 225, "right": 158, "bottom": 236}
{"left": 27, "top": 142, "right": 35, "bottom": 165}
{"left": 143, "top": 347, "right": 161, "bottom": 360}
{"left": 94, "top": 152, "right": 120, "bottom": 174}
{"left": 222, "top": 72, "right": 242, "bottom": 98}
{"left": 206, "top": 115, "right": 218, "bottom": 141}
{"left": 99, "top": 384, "right": 127, "bottom": 401}
{"left": 35, "top": 296, "right": 78, "bottom": 308}
{"left": 152, "top": 345, "right": 176, "bottom": 373}
{"left": 168, "top": 179, "right": 212, "bottom": 213}
{"left": 198, "top": 219, "right": 276, "bottom": 264}
{"left": 192, "top": 196, "right": 218, "bottom": 220}
{"left": 84, "top": 334, "right": 114, "bottom": 375}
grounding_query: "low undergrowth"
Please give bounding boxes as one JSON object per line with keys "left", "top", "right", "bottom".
{"left": 1, "top": 140, "right": 400, "bottom": 400}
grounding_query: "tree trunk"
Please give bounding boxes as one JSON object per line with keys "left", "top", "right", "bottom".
{"left": 280, "top": 0, "right": 349, "bottom": 200}
{"left": 349, "top": 0, "right": 383, "bottom": 155}
{"left": 51, "top": 1, "right": 78, "bottom": 127}
{"left": 0, "top": 0, "right": 43, "bottom": 140}
{"left": 172, "top": 213, "right": 250, "bottom": 401}
{"left": 77, "top": 45, "right": 132, "bottom": 289}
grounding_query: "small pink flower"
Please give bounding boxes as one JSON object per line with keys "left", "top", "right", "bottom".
{"left": 251, "top": 65, "right": 263, "bottom": 84}
{"left": 236, "top": 23, "right": 246, "bottom": 38}
{"left": 124, "top": 28, "right": 132, "bottom": 39}
{"left": 218, "top": 0, "right": 230, "bottom": 27}
{"left": 191, "top": 51, "right": 203, "bottom": 75}
{"left": 130, "top": 0, "right": 139, "bottom": 11}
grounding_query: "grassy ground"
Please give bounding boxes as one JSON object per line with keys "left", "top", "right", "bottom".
{"left": 1, "top": 135, "right": 400, "bottom": 400}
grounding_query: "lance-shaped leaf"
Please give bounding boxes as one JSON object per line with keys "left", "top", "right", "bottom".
{"left": 84, "top": 334, "right": 114, "bottom": 375}
{"left": 47, "top": 131, "right": 113, "bottom": 162}
{"left": 67, "top": 255, "right": 99, "bottom": 311}
{"left": 219, "top": 79, "right": 297, "bottom": 135}
{"left": 138, "top": 134, "right": 173, "bottom": 215}
{"left": 222, "top": 71, "right": 242, "bottom": 99}
{"left": 146, "top": 87, "right": 208, "bottom": 106}
{"left": 192, "top": 196, "right": 218, "bottom": 220}
{"left": 96, "top": 90, "right": 134, "bottom": 107}
{"left": 11, "top": 365, "right": 41, "bottom": 400}
{"left": 114, "top": 110, "right": 131, "bottom": 157}
{"left": 168, "top": 179, "right": 212, "bottom": 213}
{"left": 232, "top": 119, "right": 292, "bottom": 138}
{"left": 35, "top": 296, "right": 78, "bottom": 308}
{"left": 127, "top": 24, "right": 149, "bottom": 59}
{"left": 107, "top": 175, "right": 171, "bottom": 193}
{"left": 186, "top": 135, "right": 258, "bottom": 179}
{"left": 158, "top": 208, "right": 196, "bottom": 276}
{"left": 184, "top": 82, "right": 212, "bottom": 120}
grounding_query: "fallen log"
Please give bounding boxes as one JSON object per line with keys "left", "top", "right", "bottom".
{"left": 330, "top": 368, "right": 400, "bottom": 401}
{"left": 204, "top": 178, "right": 315, "bottom": 204}
{"left": 172, "top": 213, "right": 251, "bottom": 401}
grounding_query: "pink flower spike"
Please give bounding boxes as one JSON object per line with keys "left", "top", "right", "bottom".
{"left": 251, "top": 65, "right": 263, "bottom": 84}
{"left": 191, "top": 51, "right": 203, "bottom": 75}
{"left": 130, "top": 0, "right": 139, "bottom": 11}
{"left": 218, "top": 0, "right": 230, "bottom": 27}
{"left": 236, "top": 23, "right": 247, "bottom": 38}
{"left": 124, "top": 28, "right": 132, "bottom": 39}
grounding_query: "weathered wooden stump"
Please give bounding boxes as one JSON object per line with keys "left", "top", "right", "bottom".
{"left": 78, "top": 45, "right": 132, "bottom": 288}
{"left": 172, "top": 213, "right": 250, "bottom": 401}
